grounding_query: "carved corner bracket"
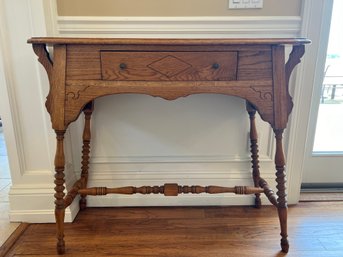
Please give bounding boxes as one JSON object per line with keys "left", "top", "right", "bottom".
{"left": 32, "top": 44, "right": 54, "bottom": 114}
{"left": 285, "top": 45, "right": 305, "bottom": 86}
{"left": 285, "top": 45, "right": 305, "bottom": 115}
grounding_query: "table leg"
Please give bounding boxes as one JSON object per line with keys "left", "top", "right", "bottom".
{"left": 246, "top": 102, "right": 261, "bottom": 208}
{"left": 80, "top": 102, "right": 93, "bottom": 211}
{"left": 54, "top": 130, "right": 66, "bottom": 255}
{"left": 274, "top": 128, "right": 289, "bottom": 253}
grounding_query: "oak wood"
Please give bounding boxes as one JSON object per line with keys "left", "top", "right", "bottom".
{"left": 66, "top": 47, "right": 269, "bottom": 81}
{"left": 63, "top": 79, "right": 275, "bottom": 127}
{"left": 53, "top": 130, "right": 66, "bottom": 255}
{"left": 237, "top": 50, "right": 272, "bottom": 81}
{"left": 274, "top": 129, "right": 288, "bottom": 253}
{"left": 32, "top": 44, "right": 52, "bottom": 82}
{"left": 284, "top": 45, "right": 306, "bottom": 116}
{"left": 5, "top": 202, "right": 343, "bottom": 257}
{"left": 100, "top": 51, "right": 238, "bottom": 81}
{"left": 27, "top": 37, "right": 311, "bottom": 45}
{"left": 79, "top": 102, "right": 93, "bottom": 211}
{"left": 64, "top": 43, "right": 274, "bottom": 83}
{"left": 272, "top": 45, "right": 288, "bottom": 129}
{"left": 50, "top": 46, "right": 67, "bottom": 131}
{"left": 64, "top": 178, "right": 82, "bottom": 208}
{"left": 246, "top": 101, "right": 262, "bottom": 208}
{"left": 77, "top": 184, "right": 264, "bottom": 196}
{"left": 259, "top": 178, "right": 278, "bottom": 207}
{"left": 285, "top": 45, "right": 306, "bottom": 88}
{"left": 28, "top": 37, "right": 309, "bottom": 254}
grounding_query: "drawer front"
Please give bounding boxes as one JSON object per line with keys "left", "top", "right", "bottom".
{"left": 100, "top": 51, "right": 237, "bottom": 81}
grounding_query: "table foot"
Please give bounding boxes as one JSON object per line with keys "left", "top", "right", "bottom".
{"left": 281, "top": 237, "right": 289, "bottom": 253}
{"left": 56, "top": 240, "right": 65, "bottom": 255}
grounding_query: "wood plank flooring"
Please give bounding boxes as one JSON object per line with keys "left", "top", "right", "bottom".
{"left": 0, "top": 126, "right": 21, "bottom": 249}
{"left": 4, "top": 202, "right": 343, "bottom": 257}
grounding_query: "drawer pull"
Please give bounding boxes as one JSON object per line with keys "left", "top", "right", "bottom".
{"left": 119, "top": 63, "right": 127, "bottom": 70}
{"left": 212, "top": 63, "right": 220, "bottom": 69}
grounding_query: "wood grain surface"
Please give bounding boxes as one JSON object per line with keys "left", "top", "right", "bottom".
{"left": 100, "top": 51, "right": 237, "bottom": 81}
{"left": 27, "top": 37, "right": 311, "bottom": 45}
{"left": 4, "top": 202, "right": 343, "bottom": 257}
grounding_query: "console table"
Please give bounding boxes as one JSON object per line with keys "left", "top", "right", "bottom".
{"left": 28, "top": 37, "right": 310, "bottom": 254}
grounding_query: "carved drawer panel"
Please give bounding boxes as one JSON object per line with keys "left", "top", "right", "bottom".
{"left": 100, "top": 51, "right": 238, "bottom": 81}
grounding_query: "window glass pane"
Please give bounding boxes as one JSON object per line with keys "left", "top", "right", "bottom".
{"left": 313, "top": 0, "right": 343, "bottom": 153}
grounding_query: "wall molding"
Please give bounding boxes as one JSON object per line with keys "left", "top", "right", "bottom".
{"left": 288, "top": 0, "right": 336, "bottom": 190}
{"left": 9, "top": 198, "right": 79, "bottom": 223}
{"left": 87, "top": 171, "right": 277, "bottom": 182}
{"left": 57, "top": 15, "right": 301, "bottom": 38}
{"left": 0, "top": 0, "right": 26, "bottom": 179}
{"left": 86, "top": 194, "right": 269, "bottom": 208}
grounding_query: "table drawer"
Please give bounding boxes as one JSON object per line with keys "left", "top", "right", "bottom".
{"left": 100, "top": 51, "right": 238, "bottom": 81}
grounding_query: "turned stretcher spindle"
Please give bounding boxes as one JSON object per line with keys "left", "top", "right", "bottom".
{"left": 78, "top": 184, "right": 264, "bottom": 196}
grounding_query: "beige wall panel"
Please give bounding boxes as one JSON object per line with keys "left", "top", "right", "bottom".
{"left": 57, "top": 0, "right": 301, "bottom": 17}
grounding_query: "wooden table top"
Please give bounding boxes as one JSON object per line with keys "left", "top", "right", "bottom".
{"left": 27, "top": 37, "right": 311, "bottom": 46}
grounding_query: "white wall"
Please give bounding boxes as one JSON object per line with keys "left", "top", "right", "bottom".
{"left": 0, "top": 0, "right": 308, "bottom": 222}
{"left": 56, "top": 0, "right": 301, "bottom": 17}
{"left": 0, "top": 0, "right": 78, "bottom": 222}
{"left": 75, "top": 94, "right": 276, "bottom": 207}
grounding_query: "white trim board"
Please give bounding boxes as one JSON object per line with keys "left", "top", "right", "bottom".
{"left": 9, "top": 200, "right": 79, "bottom": 223}
{"left": 90, "top": 153, "right": 274, "bottom": 164}
{"left": 57, "top": 16, "right": 301, "bottom": 38}
{"left": 286, "top": 0, "right": 332, "bottom": 202}
{"left": 87, "top": 194, "right": 261, "bottom": 208}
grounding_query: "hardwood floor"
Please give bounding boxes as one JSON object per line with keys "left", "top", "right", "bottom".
{"left": 0, "top": 126, "right": 20, "bottom": 249}
{"left": 3, "top": 201, "right": 343, "bottom": 257}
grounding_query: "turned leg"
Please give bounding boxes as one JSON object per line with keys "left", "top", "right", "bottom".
{"left": 54, "top": 130, "right": 66, "bottom": 255}
{"left": 79, "top": 102, "right": 93, "bottom": 210}
{"left": 246, "top": 102, "right": 261, "bottom": 208}
{"left": 274, "top": 129, "right": 289, "bottom": 253}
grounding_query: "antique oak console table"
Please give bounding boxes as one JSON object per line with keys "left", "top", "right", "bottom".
{"left": 28, "top": 37, "right": 309, "bottom": 254}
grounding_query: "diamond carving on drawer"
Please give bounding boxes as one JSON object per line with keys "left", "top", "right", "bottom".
{"left": 147, "top": 55, "right": 192, "bottom": 78}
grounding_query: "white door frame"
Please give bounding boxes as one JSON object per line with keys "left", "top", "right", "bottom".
{"left": 301, "top": 0, "right": 343, "bottom": 186}
{"left": 286, "top": 0, "right": 334, "bottom": 197}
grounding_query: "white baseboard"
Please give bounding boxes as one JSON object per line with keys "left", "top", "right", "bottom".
{"left": 9, "top": 185, "right": 80, "bottom": 223}
{"left": 87, "top": 194, "right": 270, "bottom": 207}
{"left": 10, "top": 206, "right": 76, "bottom": 223}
